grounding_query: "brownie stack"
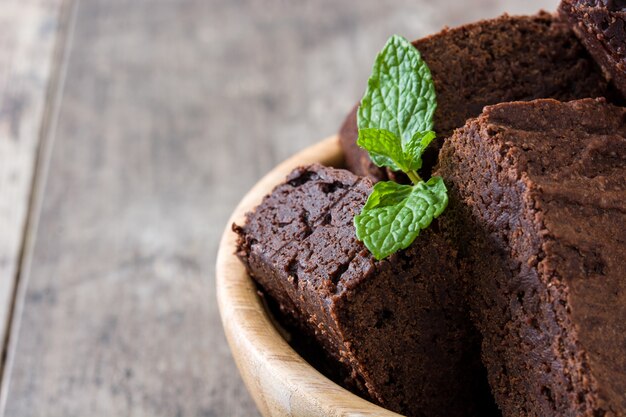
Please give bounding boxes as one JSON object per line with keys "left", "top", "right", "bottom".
{"left": 234, "top": 6, "right": 626, "bottom": 417}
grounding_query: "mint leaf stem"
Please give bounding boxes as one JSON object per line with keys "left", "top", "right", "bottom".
{"left": 406, "top": 171, "right": 421, "bottom": 185}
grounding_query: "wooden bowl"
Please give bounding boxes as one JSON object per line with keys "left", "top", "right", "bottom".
{"left": 216, "top": 136, "right": 403, "bottom": 417}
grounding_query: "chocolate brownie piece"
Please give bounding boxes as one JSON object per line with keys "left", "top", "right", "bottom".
{"left": 559, "top": 0, "right": 626, "bottom": 97}
{"left": 234, "top": 164, "right": 497, "bottom": 417}
{"left": 437, "top": 98, "right": 626, "bottom": 416}
{"left": 339, "top": 12, "right": 608, "bottom": 182}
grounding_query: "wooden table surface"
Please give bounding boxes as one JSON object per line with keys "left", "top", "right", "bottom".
{"left": 0, "top": 0, "right": 557, "bottom": 415}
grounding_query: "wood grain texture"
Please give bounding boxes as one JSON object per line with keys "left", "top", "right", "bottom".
{"left": 2, "top": 0, "right": 558, "bottom": 416}
{"left": 0, "top": 0, "right": 66, "bottom": 372}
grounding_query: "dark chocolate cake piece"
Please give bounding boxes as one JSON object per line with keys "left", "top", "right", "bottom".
{"left": 234, "top": 164, "right": 497, "bottom": 417}
{"left": 437, "top": 98, "right": 626, "bottom": 417}
{"left": 339, "top": 12, "right": 608, "bottom": 182}
{"left": 559, "top": 0, "right": 626, "bottom": 97}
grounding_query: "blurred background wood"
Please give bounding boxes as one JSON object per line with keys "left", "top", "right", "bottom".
{"left": 0, "top": 0, "right": 67, "bottom": 380}
{"left": 0, "top": 0, "right": 557, "bottom": 416}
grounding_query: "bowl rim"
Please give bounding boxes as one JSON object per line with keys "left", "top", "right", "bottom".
{"left": 216, "top": 135, "right": 403, "bottom": 417}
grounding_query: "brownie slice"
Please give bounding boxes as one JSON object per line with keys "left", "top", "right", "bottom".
{"left": 234, "top": 164, "right": 497, "bottom": 417}
{"left": 339, "top": 12, "right": 608, "bottom": 182}
{"left": 437, "top": 98, "right": 626, "bottom": 416}
{"left": 559, "top": 0, "right": 626, "bottom": 98}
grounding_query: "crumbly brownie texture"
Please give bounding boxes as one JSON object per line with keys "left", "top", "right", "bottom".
{"left": 559, "top": 0, "right": 626, "bottom": 97}
{"left": 437, "top": 98, "right": 626, "bottom": 417}
{"left": 234, "top": 164, "right": 497, "bottom": 417}
{"left": 339, "top": 12, "right": 608, "bottom": 182}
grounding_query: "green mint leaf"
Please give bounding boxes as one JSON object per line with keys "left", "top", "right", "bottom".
{"left": 357, "top": 35, "right": 436, "bottom": 145}
{"left": 402, "top": 130, "right": 436, "bottom": 172}
{"left": 357, "top": 128, "right": 406, "bottom": 172}
{"left": 354, "top": 177, "right": 448, "bottom": 260}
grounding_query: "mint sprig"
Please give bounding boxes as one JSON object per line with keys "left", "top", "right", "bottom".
{"left": 354, "top": 35, "right": 448, "bottom": 260}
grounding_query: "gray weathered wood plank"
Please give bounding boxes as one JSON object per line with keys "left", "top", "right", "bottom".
{"left": 0, "top": 0, "right": 67, "bottom": 372}
{"left": 2, "top": 0, "right": 557, "bottom": 416}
